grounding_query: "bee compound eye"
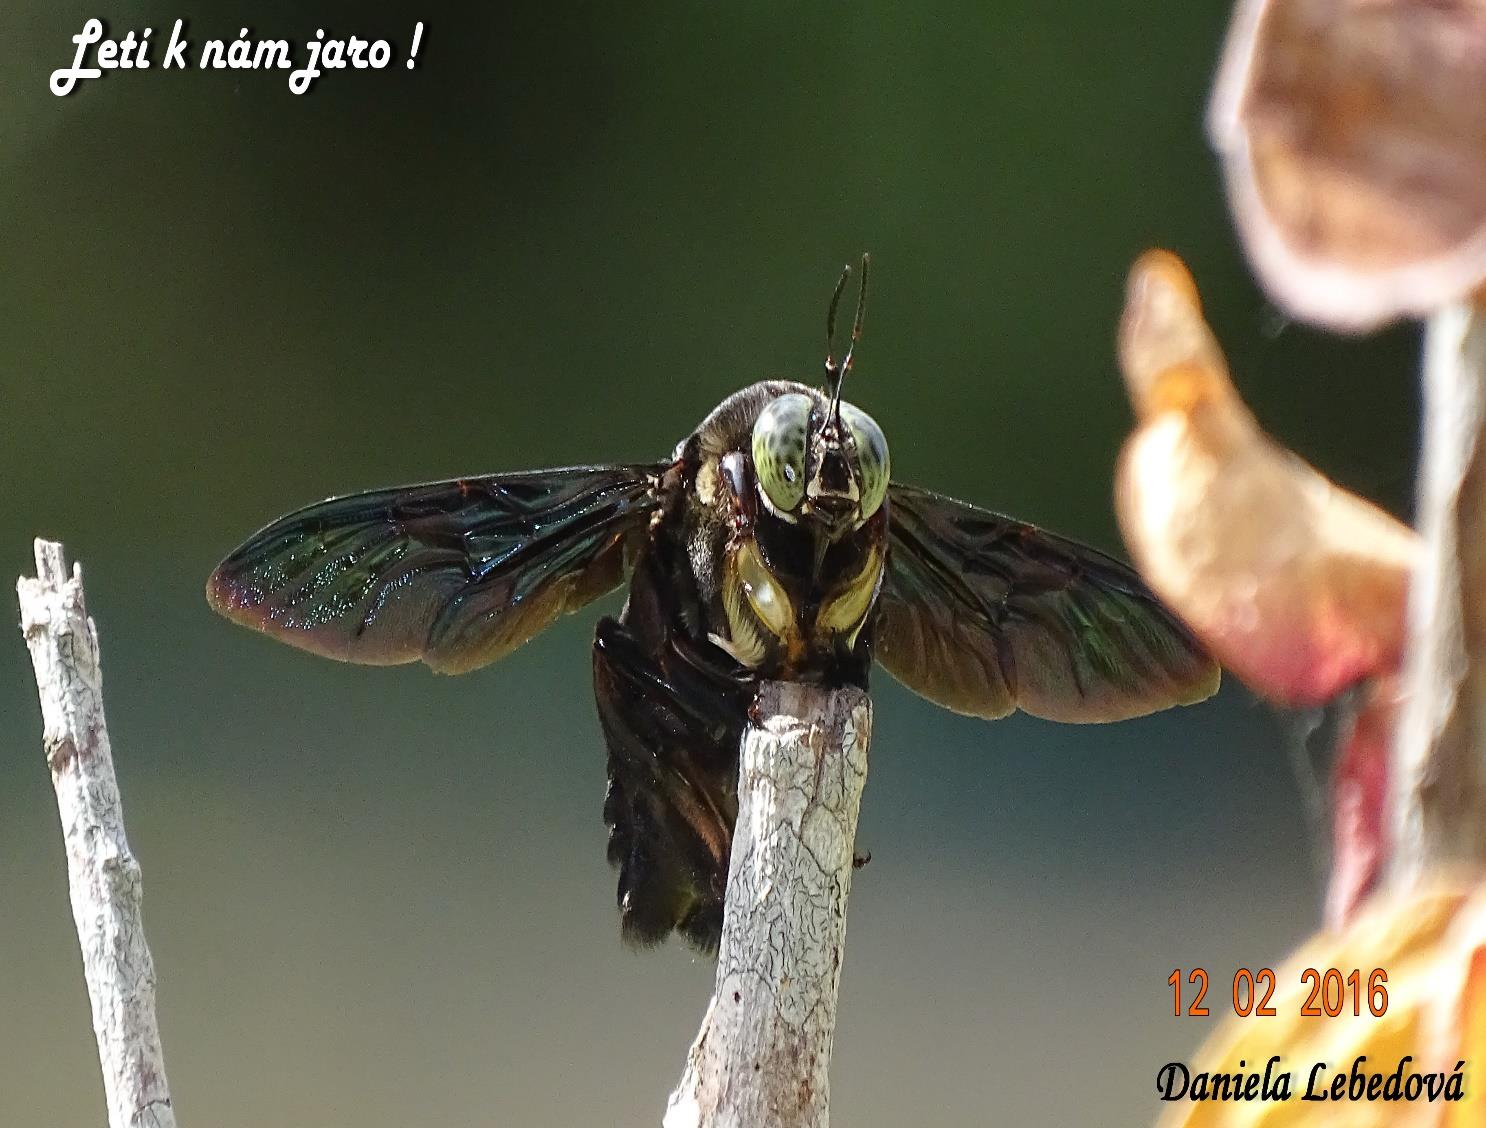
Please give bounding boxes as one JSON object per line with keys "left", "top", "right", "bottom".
{"left": 840, "top": 402, "right": 890, "bottom": 519}
{"left": 750, "top": 393, "right": 812, "bottom": 513}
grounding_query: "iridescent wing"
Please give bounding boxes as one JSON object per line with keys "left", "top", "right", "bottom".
{"left": 207, "top": 465, "right": 664, "bottom": 674}
{"left": 875, "top": 483, "right": 1219, "bottom": 722}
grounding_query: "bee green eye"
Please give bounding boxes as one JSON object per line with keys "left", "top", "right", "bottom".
{"left": 841, "top": 402, "right": 890, "bottom": 519}
{"left": 751, "top": 393, "right": 812, "bottom": 513}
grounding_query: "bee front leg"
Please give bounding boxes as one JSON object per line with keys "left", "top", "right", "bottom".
{"left": 717, "top": 451, "right": 757, "bottom": 539}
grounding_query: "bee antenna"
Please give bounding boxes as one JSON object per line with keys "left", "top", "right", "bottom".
{"left": 826, "top": 253, "right": 870, "bottom": 425}
{"left": 824, "top": 262, "right": 851, "bottom": 387}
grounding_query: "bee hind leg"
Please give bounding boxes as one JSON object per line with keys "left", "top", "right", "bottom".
{"left": 591, "top": 617, "right": 751, "bottom": 952}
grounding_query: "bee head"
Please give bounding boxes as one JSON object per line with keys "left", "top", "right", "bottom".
{"left": 749, "top": 256, "right": 889, "bottom": 533}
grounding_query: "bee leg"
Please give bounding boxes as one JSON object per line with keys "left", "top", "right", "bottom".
{"left": 592, "top": 617, "right": 752, "bottom": 952}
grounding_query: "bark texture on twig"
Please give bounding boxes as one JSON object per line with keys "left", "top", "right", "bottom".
{"left": 1393, "top": 304, "right": 1486, "bottom": 884}
{"left": 17, "top": 539, "right": 177, "bottom": 1128}
{"left": 664, "top": 682, "right": 871, "bottom": 1128}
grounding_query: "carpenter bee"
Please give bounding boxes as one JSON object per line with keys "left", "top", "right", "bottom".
{"left": 207, "top": 257, "right": 1219, "bottom": 951}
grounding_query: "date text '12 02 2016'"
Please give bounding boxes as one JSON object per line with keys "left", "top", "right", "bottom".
{"left": 1169, "top": 968, "right": 1389, "bottom": 1018}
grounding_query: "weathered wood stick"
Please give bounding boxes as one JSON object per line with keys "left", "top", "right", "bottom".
{"left": 664, "top": 682, "right": 871, "bottom": 1128}
{"left": 17, "top": 539, "right": 177, "bottom": 1128}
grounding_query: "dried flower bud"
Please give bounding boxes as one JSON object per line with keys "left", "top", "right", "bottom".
{"left": 1209, "top": 0, "right": 1486, "bottom": 330}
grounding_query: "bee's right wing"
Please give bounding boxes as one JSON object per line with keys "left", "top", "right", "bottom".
{"left": 876, "top": 483, "right": 1219, "bottom": 722}
{"left": 207, "top": 465, "right": 666, "bottom": 674}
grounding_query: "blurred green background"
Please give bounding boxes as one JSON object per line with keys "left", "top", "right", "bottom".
{"left": 1, "top": 2, "right": 1419, "bottom": 1125}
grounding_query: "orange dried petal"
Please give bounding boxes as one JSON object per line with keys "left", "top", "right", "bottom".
{"left": 1161, "top": 884, "right": 1480, "bottom": 1127}
{"left": 1115, "top": 251, "right": 1418, "bottom": 707}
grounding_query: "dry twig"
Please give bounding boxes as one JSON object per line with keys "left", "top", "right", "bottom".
{"left": 17, "top": 539, "right": 176, "bottom": 1128}
{"left": 665, "top": 682, "right": 871, "bottom": 1128}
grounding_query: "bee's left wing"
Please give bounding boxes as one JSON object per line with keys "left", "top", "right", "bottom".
{"left": 875, "top": 483, "right": 1219, "bottom": 722}
{"left": 207, "top": 465, "right": 665, "bottom": 674}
